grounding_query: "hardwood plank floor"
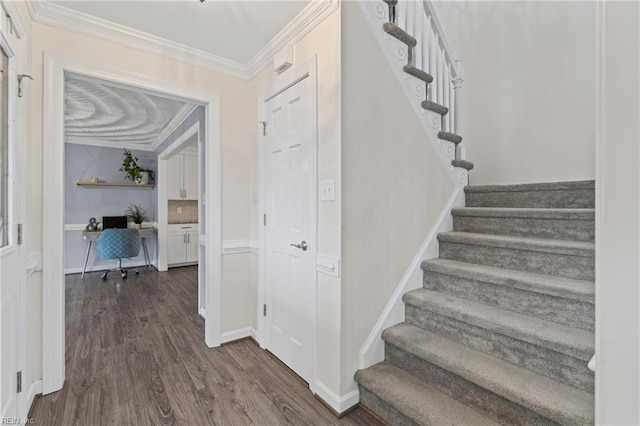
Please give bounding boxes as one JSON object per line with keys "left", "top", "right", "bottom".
{"left": 31, "top": 266, "right": 383, "bottom": 426}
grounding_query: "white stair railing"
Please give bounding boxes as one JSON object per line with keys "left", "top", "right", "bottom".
{"left": 390, "top": 0, "right": 464, "bottom": 154}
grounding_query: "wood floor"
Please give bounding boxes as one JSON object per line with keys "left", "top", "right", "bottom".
{"left": 31, "top": 266, "right": 382, "bottom": 426}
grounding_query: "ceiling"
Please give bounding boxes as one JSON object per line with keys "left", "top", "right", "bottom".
{"left": 65, "top": 73, "right": 196, "bottom": 150}
{"left": 51, "top": 1, "right": 311, "bottom": 63}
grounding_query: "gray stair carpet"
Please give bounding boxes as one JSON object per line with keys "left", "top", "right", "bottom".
{"left": 355, "top": 180, "right": 595, "bottom": 424}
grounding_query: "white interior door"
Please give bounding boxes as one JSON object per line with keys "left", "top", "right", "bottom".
{"left": 0, "top": 43, "right": 21, "bottom": 420}
{"left": 264, "top": 75, "right": 315, "bottom": 383}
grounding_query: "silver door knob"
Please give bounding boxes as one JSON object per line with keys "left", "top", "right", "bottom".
{"left": 290, "top": 241, "right": 308, "bottom": 251}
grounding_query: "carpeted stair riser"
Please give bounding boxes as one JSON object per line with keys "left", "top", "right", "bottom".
{"left": 358, "top": 387, "right": 417, "bottom": 426}
{"left": 465, "top": 181, "right": 595, "bottom": 209}
{"left": 404, "top": 304, "right": 594, "bottom": 392}
{"left": 452, "top": 212, "right": 595, "bottom": 242}
{"left": 438, "top": 238, "right": 595, "bottom": 281}
{"left": 385, "top": 344, "right": 556, "bottom": 425}
{"left": 423, "top": 270, "right": 594, "bottom": 331}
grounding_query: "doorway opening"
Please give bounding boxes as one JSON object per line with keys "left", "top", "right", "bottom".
{"left": 42, "top": 55, "right": 222, "bottom": 395}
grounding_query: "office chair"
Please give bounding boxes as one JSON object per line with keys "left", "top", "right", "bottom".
{"left": 96, "top": 228, "right": 141, "bottom": 280}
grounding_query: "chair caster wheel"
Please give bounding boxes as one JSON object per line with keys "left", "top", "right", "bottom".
{"left": 122, "top": 272, "right": 128, "bottom": 279}
{"left": 101, "top": 274, "right": 107, "bottom": 281}
{"left": 135, "top": 271, "right": 139, "bottom": 275}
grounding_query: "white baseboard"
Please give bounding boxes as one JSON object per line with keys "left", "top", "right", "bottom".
{"left": 25, "top": 379, "right": 42, "bottom": 418}
{"left": 314, "top": 381, "right": 360, "bottom": 414}
{"left": 65, "top": 261, "right": 152, "bottom": 275}
{"left": 358, "top": 187, "right": 464, "bottom": 369}
{"left": 199, "top": 307, "right": 206, "bottom": 318}
{"left": 220, "top": 327, "right": 259, "bottom": 344}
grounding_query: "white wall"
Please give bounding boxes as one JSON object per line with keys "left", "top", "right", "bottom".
{"left": 249, "top": 6, "right": 343, "bottom": 396}
{"left": 596, "top": 1, "right": 640, "bottom": 423}
{"left": 432, "top": 1, "right": 597, "bottom": 185}
{"left": 26, "top": 17, "right": 254, "bottom": 389}
{"left": 340, "top": 2, "right": 453, "bottom": 395}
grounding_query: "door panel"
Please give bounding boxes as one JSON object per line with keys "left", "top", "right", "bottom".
{"left": 0, "top": 43, "right": 19, "bottom": 420}
{"left": 182, "top": 155, "right": 198, "bottom": 200}
{"left": 264, "top": 76, "right": 314, "bottom": 383}
{"left": 167, "top": 155, "right": 182, "bottom": 199}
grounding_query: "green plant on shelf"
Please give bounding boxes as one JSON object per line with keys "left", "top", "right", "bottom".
{"left": 119, "top": 149, "right": 155, "bottom": 184}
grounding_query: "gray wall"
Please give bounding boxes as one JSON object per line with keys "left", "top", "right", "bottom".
{"left": 64, "top": 143, "right": 158, "bottom": 273}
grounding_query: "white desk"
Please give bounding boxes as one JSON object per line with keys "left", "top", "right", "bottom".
{"left": 81, "top": 228, "right": 156, "bottom": 278}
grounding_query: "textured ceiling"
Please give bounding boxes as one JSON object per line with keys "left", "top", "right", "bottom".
{"left": 65, "top": 74, "right": 192, "bottom": 149}
{"left": 51, "top": 1, "right": 311, "bottom": 63}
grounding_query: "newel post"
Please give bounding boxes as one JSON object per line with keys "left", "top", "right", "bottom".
{"left": 451, "top": 60, "right": 464, "bottom": 161}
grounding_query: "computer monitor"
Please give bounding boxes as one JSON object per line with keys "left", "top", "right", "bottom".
{"left": 102, "top": 216, "right": 128, "bottom": 229}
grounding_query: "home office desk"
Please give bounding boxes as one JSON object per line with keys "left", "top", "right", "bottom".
{"left": 81, "top": 228, "right": 155, "bottom": 278}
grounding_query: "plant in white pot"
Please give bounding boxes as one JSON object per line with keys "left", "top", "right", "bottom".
{"left": 119, "top": 149, "right": 155, "bottom": 184}
{"left": 126, "top": 204, "right": 150, "bottom": 229}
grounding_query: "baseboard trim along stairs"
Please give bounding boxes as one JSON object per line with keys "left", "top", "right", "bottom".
{"left": 355, "top": 180, "right": 595, "bottom": 425}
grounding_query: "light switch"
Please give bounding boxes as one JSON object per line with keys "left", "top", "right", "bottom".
{"left": 177, "top": 207, "right": 182, "bottom": 214}
{"left": 320, "top": 180, "right": 335, "bottom": 201}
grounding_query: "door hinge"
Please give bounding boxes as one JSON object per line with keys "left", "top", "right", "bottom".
{"left": 263, "top": 304, "right": 267, "bottom": 316}
{"left": 260, "top": 121, "right": 267, "bottom": 136}
{"left": 263, "top": 214, "right": 267, "bottom": 226}
{"left": 17, "top": 224, "right": 22, "bottom": 245}
{"left": 16, "top": 371, "right": 22, "bottom": 393}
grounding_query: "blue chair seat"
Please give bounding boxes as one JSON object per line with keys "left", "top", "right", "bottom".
{"left": 96, "top": 228, "right": 141, "bottom": 280}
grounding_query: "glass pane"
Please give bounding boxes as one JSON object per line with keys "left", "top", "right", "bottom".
{"left": 0, "top": 47, "right": 8, "bottom": 247}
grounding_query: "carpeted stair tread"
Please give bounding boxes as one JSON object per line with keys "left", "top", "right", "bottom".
{"left": 437, "top": 231, "right": 594, "bottom": 258}
{"left": 383, "top": 22, "right": 417, "bottom": 47}
{"left": 403, "top": 64, "right": 433, "bottom": 83}
{"left": 421, "top": 100, "right": 448, "bottom": 115}
{"left": 451, "top": 159, "right": 474, "bottom": 170}
{"left": 383, "top": 323, "right": 594, "bottom": 425}
{"left": 451, "top": 207, "right": 595, "bottom": 220}
{"left": 421, "top": 258, "right": 594, "bottom": 303}
{"left": 403, "top": 289, "right": 594, "bottom": 360}
{"left": 355, "top": 362, "right": 500, "bottom": 425}
{"left": 438, "top": 131, "right": 463, "bottom": 144}
{"left": 465, "top": 180, "right": 595, "bottom": 194}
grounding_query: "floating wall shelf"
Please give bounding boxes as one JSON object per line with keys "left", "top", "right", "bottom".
{"left": 76, "top": 181, "right": 155, "bottom": 188}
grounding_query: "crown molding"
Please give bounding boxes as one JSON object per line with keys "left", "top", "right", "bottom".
{"left": 151, "top": 103, "right": 198, "bottom": 151}
{"left": 245, "top": 0, "right": 339, "bottom": 79}
{"left": 65, "top": 137, "right": 156, "bottom": 152}
{"left": 25, "top": 0, "right": 339, "bottom": 81}
{"left": 2, "top": 1, "right": 27, "bottom": 39}
{"left": 26, "top": 0, "right": 248, "bottom": 79}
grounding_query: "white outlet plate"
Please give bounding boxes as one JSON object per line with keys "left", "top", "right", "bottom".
{"left": 320, "top": 180, "right": 335, "bottom": 201}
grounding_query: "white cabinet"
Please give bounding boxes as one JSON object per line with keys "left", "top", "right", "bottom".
{"left": 167, "top": 154, "right": 198, "bottom": 200}
{"left": 168, "top": 224, "right": 199, "bottom": 266}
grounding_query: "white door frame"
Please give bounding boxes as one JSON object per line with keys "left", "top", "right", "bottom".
{"left": 41, "top": 54, "right": 222, "bottom": 395}
{"left": 0, "top": 4, "right": 28, "bottom": 417}
{"left": 157, "top": 121, "right": 206, "bottom": 316}
{"left": 257, "top": 56, "right": 318, "bottom": 392}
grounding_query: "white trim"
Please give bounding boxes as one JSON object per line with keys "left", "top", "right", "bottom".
{"left": 25, "top": 380, "right": 42, "bottom": 419}
{"left": 245, "top": 0, "right": 339, "bottom": 79}
{"left": 151, "top": 104, "right": 199, "bottom": 151}
{"left": 158, "top": 122, "right": 200, "bottom": 161}
{"left": 1, "top": 1, "right": 27, "bottom": 39}
{"left": 316, "top": 254, "right": 340, "bottom": 278}
{"left": 26, "top": 252, "right": 43, "bottom": 276}
{"left": 199, "top": 307, "right": 206, "bottom": 318}
{"left": 26, "top": 0, "right": 339, "bottom": 81}
{"left": 65, "top": 261, "right": 151, "bottom": 275}
{"left": 358, "top": 188, "right": 463, "bottom": 369}
{"left": 314, "top": 382, "right": 360, "bottom": 415}
{"left": 258, "top": 56, "right": 319, "bottom": 393}
{"left": 221, "top": 240, "right": 258, "bottom": 255}
{"left": 42, "top": 54, "right": 222, "bottom": 395}
{"left": 220, "top": 327, "right": 260, "bottom": 344}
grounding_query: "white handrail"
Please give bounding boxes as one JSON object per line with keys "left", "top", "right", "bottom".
{"left": 392, "top": 0, "right": 464, "bottom": 142}
{"left": 422, "top": 0, "right": 461, "bottom": 79}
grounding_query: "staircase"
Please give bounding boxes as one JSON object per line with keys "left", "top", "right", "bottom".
{"left": 355, "top": 181, "right": 595, "bottom": 425}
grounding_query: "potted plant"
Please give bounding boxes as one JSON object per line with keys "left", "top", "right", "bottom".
{"left": 119, "top": 149, "right": 154, "bottom": 184}
{"left": 126, "top": 204, "right": 150, "bottom": 229}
